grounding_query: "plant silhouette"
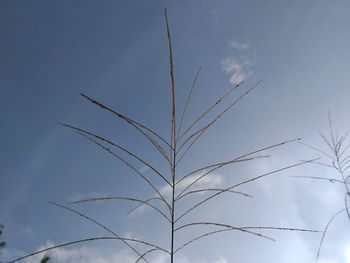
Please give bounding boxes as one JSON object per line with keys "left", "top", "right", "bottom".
{"left": 296, "top": 112, "right": 350, "bottom": 261}
{"left": 8, "top": 9, "right": 319, "bottom": 263}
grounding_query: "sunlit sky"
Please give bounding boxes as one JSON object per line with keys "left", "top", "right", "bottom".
{"left": 1, "top": 1, "right": 350, "bottom": 263}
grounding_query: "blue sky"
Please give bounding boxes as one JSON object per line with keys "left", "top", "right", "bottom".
{"left": 1, "top": 1, "right": 350, "bottom": 262}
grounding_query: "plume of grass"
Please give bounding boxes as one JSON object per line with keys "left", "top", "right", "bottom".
{"left": 297, "top": 113, "right": 350, "bottom": 261}
{"left": 8, "top": 8, "right": 320, "bottom": 263}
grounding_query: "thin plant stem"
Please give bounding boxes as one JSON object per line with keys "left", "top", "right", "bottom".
{"left": 164, "top": 8, "right": 177, "bottom": 263}
{"left": 316, "top": 208, "right": 347, "bottom": 261}
{"left": 48, "top": 202, "right": 149, "bottom": 263}
{"left": 8, "top": 236, "right": 170, "bottom": 263}
{"left": 177, "top": 80, "right": 243, "bottom": 143}
{"left": 60, "top": 123, "right": 171, "bottom": 186}
{"left": 175, "top": 80, "right": 262, "bottom": 165}
{"left": 126, "top": 197, "right": 166, "bottom": 217}
{"left": 80, "top": 93, "right": 173, "bottom": 155}
{"left": 176, "top": 138, "right": 300, "bottom": 186}
{"left": 177, "top": 67, "right": 202, "bottom": 136}
{"left": 76, "top": 131, "right": 170, "bottom": 210}
{"left": 71, "top": 196, "right": 171, "bottom": 222}
{"left": 176, "top": 188, "right": 253, "bottom": 201}
{"left": 175, "top": 159, "right": 317, "bottom": 223}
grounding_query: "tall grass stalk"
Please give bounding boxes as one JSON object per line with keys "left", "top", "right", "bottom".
{"left": 8, "top": 9, "right": 319, "bottom": 263}
{"left": 296, "top": 112, "right": 350, "bottom": 261}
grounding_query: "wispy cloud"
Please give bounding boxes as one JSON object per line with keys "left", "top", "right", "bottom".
{"left": 221, "top": 40, "right": 254, "bottom": 85}
{"left": 230, "top": 40, "right": 250, "bottom": 51}
{"left": 221, "top": 57, "right": 252, "bottom": 85}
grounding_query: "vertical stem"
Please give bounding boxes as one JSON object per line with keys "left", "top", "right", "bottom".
{"left": 171, "top": 153, "right": 176, "bottom": 263}
{"left": 165, "top": 8, "right": 176, "bottom": 263}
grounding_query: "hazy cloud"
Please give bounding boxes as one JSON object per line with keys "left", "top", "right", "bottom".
{"left": 230, "top": 40, "right": 250, "bottom": 51}
{"left": 221, "top": 40, "right": 254, "bottom": 85}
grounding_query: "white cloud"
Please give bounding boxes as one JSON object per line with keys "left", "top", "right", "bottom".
{"left": 221, "top": 57, "right": 252, "bottom": 85}
{"left": 221, "top": 40, "right": 254, "bottom": 85}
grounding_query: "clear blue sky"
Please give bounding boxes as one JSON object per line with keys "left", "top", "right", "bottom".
{"left": 1, "top": 1, "right": 350, "bottom": 262}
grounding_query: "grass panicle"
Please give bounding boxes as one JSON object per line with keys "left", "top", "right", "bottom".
{"left": 297, "top": 113, "right": 350, "bottom": 262}
{"left": 8, "top": 9, "right": 320, "bottom": 263}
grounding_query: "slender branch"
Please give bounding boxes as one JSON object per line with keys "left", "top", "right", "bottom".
{"left": 175, "top": 159, "right": 317, "bottom": 222}
{"left": 76, "top": 131, "right": 170, "bottom": 209}
{"left": 291, "top": 175, "right": 349, "bottom": 185}
{"left": 240, "top": 226, "right": 320, "bottom": 233}
{"left": 71, "top": 196, "right": 171, "bottom": 222}
{"left": 319, "top": 131, "right": 334, "bottom": 153}
{"left": 175, "top": 222, "right": 319, "bottom": 233}
{"left": 177, "top": 67, "right": 202, "bottom": 136}
{"left": 299, "top": 159, "right": 333, "bottom": 168}
{"left": 177, "top": 80, "right": 243, "bottom": 143}
{"left": 174, "top": 222, "right": 319, "bottom": 254}
{"left": 176, "top": 188, "right": 253, "bottom": 201}
{"left": 316, "top": 208, "right": 347, "bottom": 261}
{"left": 7, "top": 236, "right": 170, "bottom": 263}
{"left": 298, "top": 141, "right": 335, "bottom": 160}
{"left": 60, "top": 123, "right": 171, "bottom": 186}
{"left": 174, "top": 228, "right": 274, "bottom": 254}
{"left": 134, "top": 249, "right": 162, "bottom": 263}
{"left": 176, "top": 80, "right": 262, "bottom": 164}
{"left": 177, "top": 138, "right": 300, "bottom": 186}
{"left": 176, "top": 155, "right": 269, "bottom": 201}
{"left": 126, "top": 197, "right": 167, "bottom": 217}
{"left": 48, "top": 202, "right": 149, "bottom": 263}
{"left": 339, "top": 140, "right": 350, "bottom": 159}
{"left": 80, "top": 93, "right": 172, "bottom": 154}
